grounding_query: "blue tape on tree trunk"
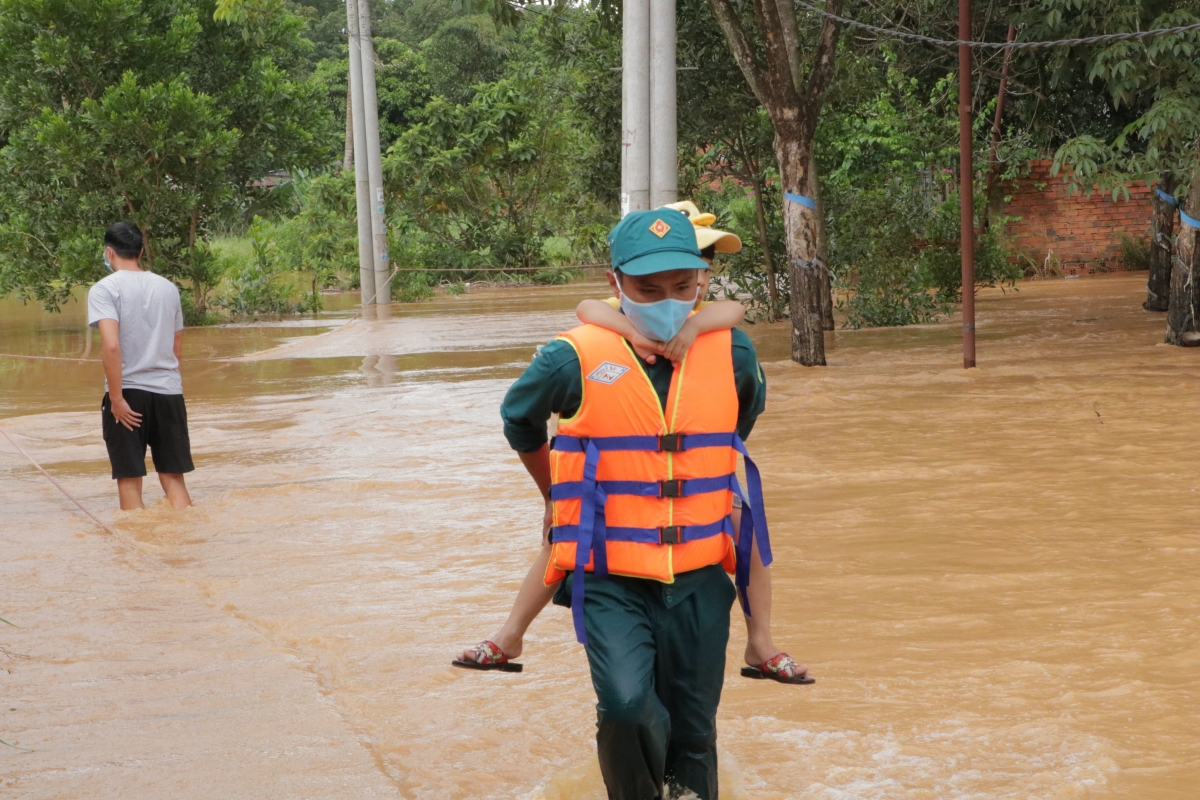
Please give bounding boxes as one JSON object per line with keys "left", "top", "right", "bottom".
{"left": 1181, "top": 209, "right": 1200, "bottom": 229}
{"left": 784, "top": 192, "right": 816, "bottom": 210}
{"left": 1157, "top": 188, "right": 1179, "bottom": 207}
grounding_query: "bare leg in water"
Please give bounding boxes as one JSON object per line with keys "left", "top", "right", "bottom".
{"left": 735, "top": 506, "right": 806, "bottom": 674}
{"left": 460, "top": 543, "right": 556, "bottom": 662}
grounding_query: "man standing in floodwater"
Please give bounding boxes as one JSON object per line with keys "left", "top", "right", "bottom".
{"left": 87, "top": 222, "right": 194, "bottom": 510}
{"left": 499, "top": 208, "right": 770, "bottom": 799}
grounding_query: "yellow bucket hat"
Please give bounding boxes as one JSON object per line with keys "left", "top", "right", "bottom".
{"left": 662, "top": 200, "right": 742, "bottom": 254}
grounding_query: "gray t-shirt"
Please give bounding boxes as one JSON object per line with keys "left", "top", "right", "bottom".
{"left": 87, "top": 269, "right": 184, "bottom": 395}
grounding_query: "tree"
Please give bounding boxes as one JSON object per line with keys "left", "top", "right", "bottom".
{"left": 385, "top": 76, "right": 585, "bottom": 272}
{"left": 1037, "top": 0, "right": 1200, "bottom": 337}
{"left": 0, "top": 0, "right": 335, "bottom": 311}
{"left": 1168, "top": 151, "right": 1200, "bottom": 345}
{"left": 704, "top": 0, "right": 842, "bottom": 364}
{"left": 676, "top": 0, "right": 788, "bottom": 321}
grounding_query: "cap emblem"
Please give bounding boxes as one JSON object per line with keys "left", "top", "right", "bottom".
{"left": 649, "top": 219, "right": 670, "bottom": 238}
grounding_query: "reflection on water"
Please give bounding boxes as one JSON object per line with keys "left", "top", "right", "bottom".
{"left": 2, "top": 275, "right": 1198, "bottom": 798}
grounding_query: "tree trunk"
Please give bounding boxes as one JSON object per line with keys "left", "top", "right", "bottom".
{"left": 984, "top": 24, "right": 1015, "bottom": 230}
{"left": 1144, "top": 172, "right": 1176, "bottom": 312}
{"left": 1165, "top": 171, "right": 1200, "bottom": 346}
{"left": 775, "top": 127, "right": 825, "bottom": 365}
{"left": 703, "top": 0, "right": 840, "bottom": 364}
{"left": 810, "top": 150, "right": 833, "bottom": 330}
{"left": 343, "top": 82, "right": 354, "bottom": 172}
{"left": 749, "top": 171, "right": 779, "bottom": 320}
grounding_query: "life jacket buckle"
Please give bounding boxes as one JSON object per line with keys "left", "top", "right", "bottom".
{"left": 659, "top": 433, "right": 684, "bottom": 452}
{"left": 660, "top": 479, "right": 684, "bottom": 498}
{"left": 659, "top": 525, "right": 682, "bottom": 544}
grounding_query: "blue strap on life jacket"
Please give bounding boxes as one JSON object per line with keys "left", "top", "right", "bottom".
{"left": 728, "top": 437, "right": 771, "bottom": 616}
{"left": 553, "top": 517, "right": 733, "bottom": 545}
{"left": 549, "top": 473, "right": 737, "bottom": 501}
{"left": 551, "top": 432, "right": 739, "bottom": 453}
{"left": 554, "top": 432, "right": 770, "bottom": 644}
{"left": 571, "top": 440, "right": 605, "bottom": 645}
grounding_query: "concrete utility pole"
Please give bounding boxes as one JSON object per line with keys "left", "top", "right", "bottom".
{"left": 356, "top": 0, "right": 390, "bottom": 304}
{"left": 345, "top": 0, "right": 375, "bottom": 305}
{"left": 959, "top": 0, "right": 976, "bottom": 368}
{"left": 648, "top": 0, "right": 677, "bottom": 209}
{"left": 621, "top": 0, "right": 651, "bottom": 216}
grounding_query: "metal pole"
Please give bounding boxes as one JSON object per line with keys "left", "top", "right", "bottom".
{"left": 357, "top": 0, "right": 390, "bottom": 304}
{"left": 648, "top": 0, "right": 677, "bottom": 208}
{"left": 346, "top": 0, "right": 375, "bottom": 306}
{"left": 622, "top": 0, "right": 650, "bottom": 216}
{"left": 959, "top": 0, "right": 976, "bottom": 368}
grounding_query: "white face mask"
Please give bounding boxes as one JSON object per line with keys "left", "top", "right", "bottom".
{"left": 102, "top": 250, "right": 114, "bottom": 272}
{"left": 616, "top": 281, "right": 699, "bottom": 342}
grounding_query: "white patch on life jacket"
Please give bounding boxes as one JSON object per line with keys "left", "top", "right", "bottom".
{"left": 587, "top": 361, "right": 630, "bottom": 385}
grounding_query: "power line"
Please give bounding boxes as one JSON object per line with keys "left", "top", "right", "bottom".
{"left": 793, "top": 0, "right": 1200, "bottom": 49}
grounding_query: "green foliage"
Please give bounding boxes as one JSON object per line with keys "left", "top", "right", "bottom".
{"left": 214, "top": 219, "right": 306, "bottom": 314}
{"left": 270, "top": 170, "right": 361, "bottom": 288}
{"left": 180, "top": 288, "right": 222, "bottom": 326}
{"left": 692, "top": 179, "right": 788, "bottom": 322}
{"left": 392, "top": 269, "right": 435, "bottom": 303}
{"left": 309, "top": 38, "right": 432, "bottom": 151}
{"left": 916, "top": 196, "right": 1023, "bottom": 304}
{"left": 533, "top": 267, "right": 582, "bottom": 285}
{"left": 424, "top": 15, "right": 512, "bottom": 104}
{"left": 1118, "top": 232, "right": 1150, "bottom": 270}
{"left": 818, "top": 57, "right": 1021, "bottom": 328}
{"left": 838, "top": 264, "right": 950, "bottom": 329}
{"left": 1039, "top": 0, "right": 1200, "bottom": 193}
{"left": 826, "top": 182, "right": 949, "bottom": 329}
{"left": 386, "top": 73, "right": 594, "bottom": 277}
{"left": 0, "top": 0, "right": 336, "bottom": 309}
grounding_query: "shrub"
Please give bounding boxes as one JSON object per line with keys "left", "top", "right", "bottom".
{"left": 214, "top": 221, "right": 304, "bottom": 316}
{"left": 533, "top": 267, "right": 582, "bottom": 285}
{"left": 1117, "top": 233, "right": 1149, "bottom": 270}
{"left": 391, "top": 269, "right": 435, "bottom": 304}
{"left": 837, "top": 261, "right": 950, "bottom": 328}
{"left": 916, "top": 195, "right": 1023, "bottom": 304}
{"left": 180, "top": 290, "right": 221, "bottom": 327}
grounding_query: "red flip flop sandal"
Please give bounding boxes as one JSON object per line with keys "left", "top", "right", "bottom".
{"left": 452, "top": 640, "right": 523, "bottom": 673}
{"left": 741, "top": 653, "right": 814, "bottom": 685}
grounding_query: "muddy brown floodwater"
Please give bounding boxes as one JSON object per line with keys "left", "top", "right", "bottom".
{"left": 1, "top": 275, "right": 1197, "bottom": 799}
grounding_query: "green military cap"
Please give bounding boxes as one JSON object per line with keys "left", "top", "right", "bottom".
{"left": 607, "top": 208, "right": 709, "bottom": 275}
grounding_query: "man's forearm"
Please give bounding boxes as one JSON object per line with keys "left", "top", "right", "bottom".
{"left": 518, "top": 444, "right": 553, "bottom": 500}
{"left": 102, "top": 347, "right": 123, "bottom": 397}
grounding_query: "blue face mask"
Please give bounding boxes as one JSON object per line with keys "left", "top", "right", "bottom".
{"left": 102, "top": 250, "right": 114, "bottom": 272}
{"left": 617, "top": 282, "right": 698, "bottom": 342}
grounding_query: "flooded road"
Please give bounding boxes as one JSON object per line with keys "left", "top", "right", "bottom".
{"left": 2, "top": 275, "right": 1198, "bottom": 798}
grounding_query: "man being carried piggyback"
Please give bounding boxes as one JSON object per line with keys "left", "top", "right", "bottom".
{"left": 87, "top": 222, "right": 194, "bottom": 511}
{"left": 497, "top": 208, "right": 777, "bottom": 799}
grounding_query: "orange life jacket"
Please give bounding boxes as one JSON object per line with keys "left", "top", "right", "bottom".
{"left": 545, "top": 323, "right": 771, "bottom": 644}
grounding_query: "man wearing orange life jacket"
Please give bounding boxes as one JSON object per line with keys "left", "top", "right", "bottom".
{"left": 498, "top": 208, "right": 770, "bottom": 799}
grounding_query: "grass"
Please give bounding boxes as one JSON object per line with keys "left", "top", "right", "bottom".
{"left": 208, "top": 235, "right": 255, "bottom": 267}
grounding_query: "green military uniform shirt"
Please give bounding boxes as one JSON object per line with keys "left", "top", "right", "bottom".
{"left": 500, "top": 328, "right": 767, "bottom": 607}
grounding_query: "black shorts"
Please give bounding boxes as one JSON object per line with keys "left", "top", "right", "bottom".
{"left": 101, "top": 389, "right": 195, "bottom": 480}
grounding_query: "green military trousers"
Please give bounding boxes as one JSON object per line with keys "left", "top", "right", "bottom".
{"left": 560, "top": 564, "right": 737, "bottom": 800}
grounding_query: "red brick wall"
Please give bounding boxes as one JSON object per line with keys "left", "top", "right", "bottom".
{"left": 1004, "top": 159, "right": 1152, "bottom": 276}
